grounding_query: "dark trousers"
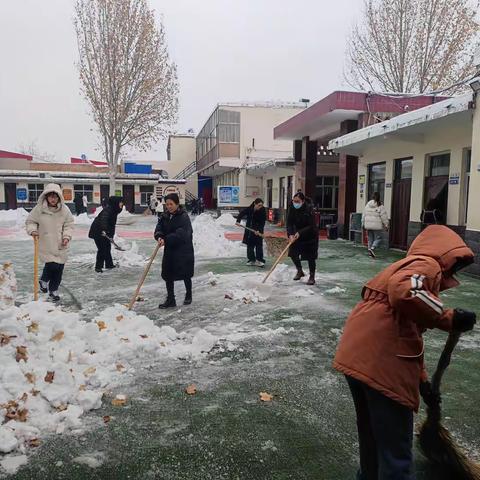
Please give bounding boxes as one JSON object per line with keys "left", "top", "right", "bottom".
{"left": 94, "top": 237, "right": 114, "bottom": 270}
{"left": 40, "top": 262, "right": 65, "bottom": 293}
{"left": 346, "top": 376, "right": 415, "bottom": 480}
{"left": 247, "top": 238, "right": 264, "bottom": 262}
{"left": 291, "top": 254, "right": 316, "bottom": 275}
{"left": 166, "top": 278, "right": 192, "bottom": 299}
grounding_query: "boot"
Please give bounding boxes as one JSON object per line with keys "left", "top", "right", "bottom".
{"left": 306, "top": 274, "right": 316, "bottom": 286}
{"left": 49, "top": 291, "right": 61, "bottom": 302}
{"left": 158, "top": 297, "right": 176, "bottom": 309}
{"left": 293, "top": 270, "right": 305, "bottom": 281}
{"left": 39, "top": 280, "right": 48, "bottom": 293}
{"left": 184, "top": 292, "right": 192, "bottom": 305}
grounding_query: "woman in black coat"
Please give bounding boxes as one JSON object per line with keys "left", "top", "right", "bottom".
{"left": 88, "top": 196, "right": 124, "bottom": 273}
{"left": 154, "top": 193, "right": 194, "bottom": 308}
{"left": 236, "top": 198, "right": 266, "bottom": 266}
{"left": 287, "top": 192, "right": 318, "bottom": 285}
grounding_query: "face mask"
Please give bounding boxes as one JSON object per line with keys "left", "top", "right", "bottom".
{"left": 293, "top": 202, "right": 302, "bottom": 209}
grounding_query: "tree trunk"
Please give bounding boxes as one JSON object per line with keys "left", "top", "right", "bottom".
{"left": 109, "top": 170, "right": 116, "bottom": 196}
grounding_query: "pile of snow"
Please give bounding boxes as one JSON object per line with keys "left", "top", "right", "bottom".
{"left": 224, "top": 287, "right": 267, "bottom": 304}
{"left": 74, "top": 213, "right": 93, "bottom": 226}
{"left": 215, "top": 213, "right": 237, "bottom": 226}
{"left": 0, "top": 208, "right": 29, "bottom": 227}
{"left": 324, "top": 286, "right": 346, "bottom": 295}
{"left": 117, "top": 206, "right": 137, "bottom": 225}
{"left": 192, "top": 214, "right": 244, "bottom": 258}
{"left": 0, "top": 267, "right": 223, "bottom": 467}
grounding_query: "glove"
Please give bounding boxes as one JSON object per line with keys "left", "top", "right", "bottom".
{"left": 419, "top": 380, "right": 441, "bottom": 408}
{"left": 452, "top": 309, "right": 476, "bottom": 332}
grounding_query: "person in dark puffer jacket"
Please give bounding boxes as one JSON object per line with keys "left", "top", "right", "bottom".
{"left": 88, "top": 196, "right": 124, "bottom": 272}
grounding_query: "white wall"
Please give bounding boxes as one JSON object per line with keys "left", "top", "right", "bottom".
{"left": 262, "top": 167, "right": 295, "bottom": 209}
{"left": 467, "top": 105, "right": 480, "bottom": 231}
{"left": 355, "top": 116, "right": 472, "bottom": 226}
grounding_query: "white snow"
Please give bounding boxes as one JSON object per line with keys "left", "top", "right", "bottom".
{"left": 0, "top": 208, "right": 29, "bottom": 227}
{"left": 73, "top": 453, "right": 104, "bottom": 468}
{"left": 74, "top": 213, "right": 93, "bottom": 226}
{"left": 324, "top": 286, "right": 346, "bottom": 295}
{"left": 192, "top": 214, "right": 244, "bottom": 258}
{"left": 215, "top": 213, "right": 237, "bottom": 226}
{"left": 0, "top": 454, "right": 28, "bottom": 474}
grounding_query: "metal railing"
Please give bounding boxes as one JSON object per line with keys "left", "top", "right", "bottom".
{"left": 174, "top": 161, "right": 197, "bottom": 180}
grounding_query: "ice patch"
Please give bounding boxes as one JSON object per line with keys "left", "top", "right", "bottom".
{"left": 0, "top": 454, "right": 28, "bottom": 474}
{"left": 192, "top": 214, "right": 244, "bottom": 258}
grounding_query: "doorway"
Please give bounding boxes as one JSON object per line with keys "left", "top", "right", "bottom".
{"left": 390, "top": 158, "right": 412, "bottom": 250}
{"left": 5, "top": 183, "right": 17, "bottom": 209}
{"left": 100, "top": 184, "right": 110, "bottom": 205}
{"left": 423, "top": 153, "right": 450, "bottom": 225}
{"left": 122, "top": 185, "right": 135, "bottom": 213}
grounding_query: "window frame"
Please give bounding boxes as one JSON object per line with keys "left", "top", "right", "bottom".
{"left": 140, "top": 185, "right": 154, "bottom": 206}
{"left": 367, "top": 162, "right": 386, "bottom": 204}
{"left": 73, "top": 184, "right": 94, "bottom": 203}
{"left": 28, "top": 183, "right": 44, "bottom": 203}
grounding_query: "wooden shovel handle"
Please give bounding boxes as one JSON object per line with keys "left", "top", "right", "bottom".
{"left": 127, "top": 242, "right": 162, "bottom": 310}
{"left": 33, "top": 236, "right": 39, "bottom": 301}
{"left": 262, "top": 239, "right": 295, "bottom": 284}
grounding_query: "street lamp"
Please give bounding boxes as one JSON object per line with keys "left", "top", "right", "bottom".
{"left": 469, "top": 77, "right": 480, "bottom": 94}
{"left": 299, "top": 98, "right": 310, "bottom": 108}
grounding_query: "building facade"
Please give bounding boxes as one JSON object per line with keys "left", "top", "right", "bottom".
{"left": 328, "top": 93, "right": 480, "bottom": 275}
{"left": 274, "top": 91, "right": 446, "bottom": 237}
{"left": 195, "top": 103, "right": 304, "bottom": 210}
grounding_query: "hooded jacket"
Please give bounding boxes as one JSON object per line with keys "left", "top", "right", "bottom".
{"left": 286, "top": 203, "right": 319, "bottom": 260}
{"left": 88, "top": 196, "right": 123, "bottom": 239}
{"left": 25, "top": 183, "right": 74, "bottom": 264}
{"left": 237, "top": 203, "right": 266, "bottom": 245}
{"left": 362, "top": 200, "right": 389, "bottom": 231}
{"left": 333, "top": 225, "right": 474, "bottom": 412}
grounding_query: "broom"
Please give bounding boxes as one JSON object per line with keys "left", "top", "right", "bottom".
{"left": 419, "top": 330, "right": 480, "bottom": 479}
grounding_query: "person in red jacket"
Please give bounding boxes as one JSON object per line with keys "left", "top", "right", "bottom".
{"left": 333, "top": 225, "right": 476, "bottom": 480}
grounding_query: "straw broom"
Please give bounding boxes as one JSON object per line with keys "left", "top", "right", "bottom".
{"left": 419, "top": 331, "right": 480, "bottom": 479}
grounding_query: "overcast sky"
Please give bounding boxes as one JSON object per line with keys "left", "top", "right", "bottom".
{"left": 0, "top": 0, "right": 362, "bottom": 162}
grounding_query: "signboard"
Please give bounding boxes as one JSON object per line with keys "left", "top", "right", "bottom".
{"left": 16, "top": 188, "right": 27, "bottom": 201}
{"left": 115, "top": 189, "right": 122, "bottom": 197}
{"left": 217, "top": 186, "right": 240, "bottom": 207}
{"left": 163, "top": 185, "right": 183, "bottom": 199}
{"left": 62, "top": 189, "right": 73, "bottom": 201}
{"left": 385, "top": 183, "right": 392, "bottom": 188}
{"left": 449, "top": 174, "right": 460, "bottom": 185}
{"left": 359, "top": 175, "right": 366, "bottom": 185}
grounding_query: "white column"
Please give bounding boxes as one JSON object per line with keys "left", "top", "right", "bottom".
{"left": 467, "top": 103, "right": 480, "bottom": 231}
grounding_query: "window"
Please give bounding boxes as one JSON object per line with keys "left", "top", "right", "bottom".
{"left": 428, "top": 153, "right": 450, "bottom": 177}
{"left": 73, "top": 184, "right": 94, "bottom": 202}
{"left": 140, "top": 185, "right": 154, "bottom": 206}
{"left": 266, "top": 179, "right": 273, "bottom": 208}
{"left": 314, "top": 176, "right": 339, "bottom": 209}
{"left": 395, "top": 158, "right": 413, "bottom": 180}
{"left": 279, "top": 177, "right": 286, "bottom": 210}
{"left": 368, "top": 162, "right": 386, "bottom": 204}
{"left": 28, "top": 184, "right": 44, "bottom": 203}
{"left": 462, "top": 149, "right": 471, "bottom": 225}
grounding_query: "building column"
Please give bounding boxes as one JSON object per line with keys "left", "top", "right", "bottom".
{"left": 337, "top": 120, "right": 359, "bottom": 238}
{"left": 466, "top": 100, "right": 480, "bottom": 275}
{"left": 294, "top": 137, "right": 317, "bottom": 199}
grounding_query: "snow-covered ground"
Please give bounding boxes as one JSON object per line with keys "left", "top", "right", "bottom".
{"left": 0, "top": 210, "right": 479, "bottom": 479}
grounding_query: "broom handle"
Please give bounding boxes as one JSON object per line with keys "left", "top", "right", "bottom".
{"left": 127, "top": 242, "right": 162, "bottom": 310}
{"left": 235, "top": 223, "right": 264, "bottom": 238}
{"left": 262, "top": 239, "right": 295, "bottom": 284}
{"left": 430, "top": 330, "right": 461, "bottom": 395}
{"left": 33, "top": 236, "right": 39, "bottom": 301}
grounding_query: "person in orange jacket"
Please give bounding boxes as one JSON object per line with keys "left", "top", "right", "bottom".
{"left": 333, "top": 225, "right": 476, "bottom": 480}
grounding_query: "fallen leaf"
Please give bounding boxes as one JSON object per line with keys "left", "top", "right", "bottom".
{"left": 28, "top": 438, "right": 40, "bottom": 447}
{"left": 50, "top": 331, "right": 64, "bottom": 342}
{"left": 224, "top": 293, "right": 233, "bottom": 300}
{"left": 67, "top": 350, "right": 73, "bottom": 362}
{"left": 259, "top": 392, "right": 273, "bottom": 402}
{"left": 116, "top": 363, "right": 125, "bottom": 372}
{"left": 159, "top": 342, "right": 166, "bottom": 347}
{"left": 111, "top": 394, "right": 127, "bottom": 406}
{"left": 5, "top": 405, "right": 28, "bottom": 422}
{"left": 136, "top": 296, "right": 144, "bottom": 302}
{"left": 103, "top": 415, "right": 111, "bottom": 423}
{"left": 16, "top": 346, "right": 28, "bottom": 362}
{"left": 19, "top": 393, "right": 28, "bottom": 403}
{"left": 30, "top": 389, "right": 40, "bottom": 397}
{"left": 185, "top": 384, "right": 197, "bottom": 395}
{"left": 25, "top": 373, "right": 35, "bottom": 384}
{"left": 120, "top": 337, "right": 130, "bottom": 343}
{"left": 3, "top": 262, "right": 12, "bottom": 268}
{"left": 139, "top": 334, "right": 148, "bottom": 339}
{"left": 242, "top": 297, "right": 252, "bottom": 304}
{"left": 56, "top": 404, "right": 68, "bottom": 412}
{"left": 96, "top": 321, "right": 107, "bottom": 331}
{"left": 27, "top": 322, "right": 39, "bottom": 333}
{"left": 116, "top": 315, "right": 124, "bottom": 322}
{"left": 83, "top": 366, "right": 96, "bottom": 376}
{"left": 0, "top": 334, "right": 11, "bottom": 346}
{"left": 44, "top": 371, "right": 55, "bottom": 383}
{"left": 78, "top": 384, "right": 86, "bottom": 391}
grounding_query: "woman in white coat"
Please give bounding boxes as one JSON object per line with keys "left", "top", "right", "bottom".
{"left": 25, "top": 183, "right": 74, "bottom": 301}
{"left": 362, "top": 192, "right": 389, "bottom": 258}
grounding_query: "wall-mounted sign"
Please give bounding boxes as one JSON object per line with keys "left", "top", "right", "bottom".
{"left": 115, "top": 190, "right": 122, "bottom": 197}
{"left": 62, "top": 189, "right": 73, "bottom": 201}
{"left": 218, "top": 186, "right": 240, "bottom": 206}
{"left": 16, "top": 188, "right": 27, "bottom": 201}
{"left": 359, "top": 175, "right": 366, "bottom": 185}
{"left": 386, "top": 183, "right": 392, "bottom": 188}
{"left": 94, "top": 191, "right": 100, "bottom": 197}
{"left": 449, "top": 174, "right": 460, "bottom": 185}
{"left": 164, "top": 185, "right": 183, "bottom": 199}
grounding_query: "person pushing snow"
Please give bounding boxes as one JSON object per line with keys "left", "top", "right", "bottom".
{"left": 333, "top": 225, "right": 476, "bottom": 480}
{"left": 25, "top": 183, "right": 74, "bottom": 302}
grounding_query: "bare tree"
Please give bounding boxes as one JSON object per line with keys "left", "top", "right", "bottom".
{"left": 345, "top": 0, "right": 480, "bottom": 94}
{"left": 17, "top": 140, "right": 57, "bottom": 163}
{"left": 74, "top": 0, "right": 179, "bottom": 193}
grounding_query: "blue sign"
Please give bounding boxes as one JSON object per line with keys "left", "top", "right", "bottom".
{"left": 218, "top": 186, "right": 240, "bottom": 206}
{"left": 449, "top": 175, "right": 460, "bottom": 185}
{"left": 16, "top": 188, "right": 27, "bottom": 201}
{"left": 81, "top": 154, "right": 87, "bottom": 160}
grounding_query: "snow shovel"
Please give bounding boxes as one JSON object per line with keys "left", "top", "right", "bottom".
{"left": 262, "top": 238, "right": 296, "bottom": 284}
{"left": 102, "top": 232, "right": 126, "bottom": 251}
{"left": 127, "top": 242, "right": 162, "bottom": 310}
{"left": 419, "top": 330, "right": 480, "bottom": 479}
{"left": 235, "top": 223, "right": 264, "bottom": 238}
{"left": 33, "top": 236, "right": 39, "bottom": 301}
